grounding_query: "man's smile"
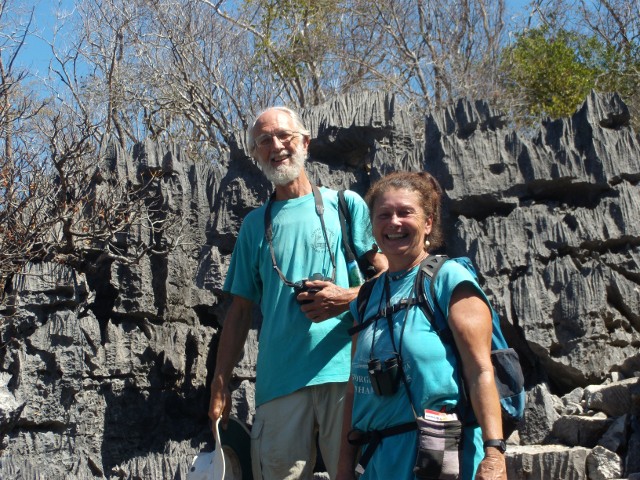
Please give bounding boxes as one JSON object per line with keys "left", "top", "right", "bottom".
{"left": 270, "top": 153, "right": 291, "bottom": 164}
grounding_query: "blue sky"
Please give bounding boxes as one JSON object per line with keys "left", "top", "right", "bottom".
{"left": 15, "top": 0, "right": 75, "bottom": 76}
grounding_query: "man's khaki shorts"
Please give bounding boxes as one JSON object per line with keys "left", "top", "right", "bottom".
{"left": 251, "top": 382, "right": 346, "bottom": 480}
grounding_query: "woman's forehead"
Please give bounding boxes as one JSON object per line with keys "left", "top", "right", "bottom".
{"left": 375, "top": 188, "right": 421, "bottom": 208}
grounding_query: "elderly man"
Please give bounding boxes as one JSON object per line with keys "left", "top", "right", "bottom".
{"left": 208, "top": 106, "right": 386, "bottom": 479}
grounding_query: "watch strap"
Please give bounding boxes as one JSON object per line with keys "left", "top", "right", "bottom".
{"left": 483, "top": 439, "right": 507, "bottom": 453}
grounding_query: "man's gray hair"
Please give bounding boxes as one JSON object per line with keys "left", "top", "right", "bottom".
{"left": 247, "top": 106, "right": 311, "bottom": 157}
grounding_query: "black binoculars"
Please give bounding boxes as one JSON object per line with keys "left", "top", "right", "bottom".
{"left": 368, "top": 356, "right": 401, "bottom": 396}
{"left": 293, "top": 273, "right": 332, "bottom": 304}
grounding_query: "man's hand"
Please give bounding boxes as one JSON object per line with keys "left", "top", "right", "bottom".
{"left": 209, "top": 376, "right": 232, "bottom": 431}
{"left": 475, "top": 448, "right": 507, "bottom": 480}
{"left": 298, "top": 280, "right": 357, "bottom": 322}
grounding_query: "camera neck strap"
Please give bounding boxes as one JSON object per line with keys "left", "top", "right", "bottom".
{"left": 264, "top": 184, "right": 337, "bottom": 287}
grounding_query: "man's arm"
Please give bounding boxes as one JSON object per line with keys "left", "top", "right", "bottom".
{"left": 208, "top": 294, "right": 254, "bottom": 429}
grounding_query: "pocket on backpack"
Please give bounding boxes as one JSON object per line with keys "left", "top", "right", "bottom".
{"left": 491, "top": 347, "right": 525, "bottom": 436}
{"left": 492, "top": 348, "right": 524, "bottom": 397}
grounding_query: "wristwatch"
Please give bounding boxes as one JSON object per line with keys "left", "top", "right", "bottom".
{"left": 483, "top": 439, "right": 507, "bottom": 454}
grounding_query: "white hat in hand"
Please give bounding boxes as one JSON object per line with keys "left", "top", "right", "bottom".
{"left": 188, "top": 416, "right": 251, "bottom": 480}
{"left": 188, "top": 417, "right": 225, "bottom": 480}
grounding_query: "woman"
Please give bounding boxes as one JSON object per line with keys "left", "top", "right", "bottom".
{"left": 337, "top": 172, "right": 507, "bottom": 480}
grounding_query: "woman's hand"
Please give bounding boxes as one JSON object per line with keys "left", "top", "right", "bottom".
{"left": 475, "top": 448, "right": 507, "bottom": 479}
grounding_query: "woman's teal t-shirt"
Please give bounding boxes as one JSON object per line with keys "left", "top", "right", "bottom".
{"left": 349, "top": 259, "right": 486, "bottom": 480}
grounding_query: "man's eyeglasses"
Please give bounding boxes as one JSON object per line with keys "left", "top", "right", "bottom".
{"left": 254, "top": 130, "right": 301, "bottom": 148}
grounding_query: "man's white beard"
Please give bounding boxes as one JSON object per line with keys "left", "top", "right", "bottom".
{"left": 260, "top": 147, "right": 307, "bottom": 186}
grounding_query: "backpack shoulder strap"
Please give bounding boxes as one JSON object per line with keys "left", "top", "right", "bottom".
{"left": 337, "top": 190, "right": 357, "bottom": 262}
{"left": 423, "top": 254, "right": 449, "bottom": 300}
{"left": 414, "top": 255, "right": 449, "bottom": 332}
{"left": 356, "top": 276, "right": 376, "bottom": 319}
{"left": 347, "top": 276, "right": 379, "bottom": 336}
{"left": 337, "top": 189, "right": 352, "bottom": 223}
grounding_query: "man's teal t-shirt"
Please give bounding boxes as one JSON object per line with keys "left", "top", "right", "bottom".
{"left": 349, "top": 259, "right": 488, "bottom": 480}
{"left": 224, "top": 187, "right": 376, "bottom": 407}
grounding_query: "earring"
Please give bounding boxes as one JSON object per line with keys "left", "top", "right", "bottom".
{"left": 424, "top": 238, "right": 431, "bottom": 249}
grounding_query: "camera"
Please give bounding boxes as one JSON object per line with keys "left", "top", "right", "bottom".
{"left": 368, "top": 356, "right": 401, "bottom": 396}
{"left": 293, "top": 273, "right": 332, "bottom": 304}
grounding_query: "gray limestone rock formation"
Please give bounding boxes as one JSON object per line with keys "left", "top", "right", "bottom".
{"left": 1, "top": 90, "right": 639, "bottom": 479}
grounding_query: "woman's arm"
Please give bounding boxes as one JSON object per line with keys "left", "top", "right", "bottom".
{"left": 336, "top": 334, "right": 359, "bottom": 480}
{"left": 448, "top": 283, "right": 507, "bottom": 480}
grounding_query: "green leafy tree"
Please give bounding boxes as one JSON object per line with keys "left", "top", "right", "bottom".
{"left": 499, "top": 27, "right": 601, "bottom": 120}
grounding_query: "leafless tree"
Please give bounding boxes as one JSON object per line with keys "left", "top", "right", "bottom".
{"left": 139, "top": 0, "right": 253, "bottom": 156}
{"left": 202, "top": 0, "right": 339, "bottom": 108}
{"left": 579, "top": 0, "right": 640, "bottom": 124}
{"left": 358, "top": 0, "right": 506, "bottom": 111}
{"left": 0, "top": 0, "right": 183, "bottom": 301}
{"left": 47, "top": 0, "right": 258, "bottom": 161}
{"left": 0, "top": 0, "right": 48, "bottom": 291}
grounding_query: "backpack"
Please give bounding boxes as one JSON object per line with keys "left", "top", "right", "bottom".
{"left": 352, "top": 254, "right": 526, "bottom": 437}
{"left": 337, "top": 190, "right": 377, "bottom": 282}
